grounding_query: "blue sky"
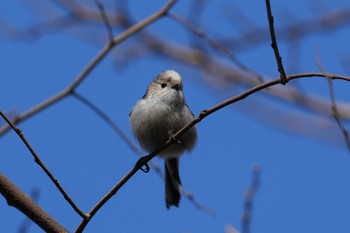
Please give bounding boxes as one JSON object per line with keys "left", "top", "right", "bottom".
{"left": 1, "top": 0, "right": 350, "bottom": 232}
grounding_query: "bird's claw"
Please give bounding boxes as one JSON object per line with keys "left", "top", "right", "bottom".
{"left": 169, "top": 133, "right": 181, "bottom": 144}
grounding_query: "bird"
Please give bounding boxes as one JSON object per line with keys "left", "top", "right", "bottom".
{"left": 129, "top": 70, "right": 197, "bottom": 208}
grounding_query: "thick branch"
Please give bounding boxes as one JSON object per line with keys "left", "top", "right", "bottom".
{"left": 0, "top": 173, "right": 67, "bottom": 233}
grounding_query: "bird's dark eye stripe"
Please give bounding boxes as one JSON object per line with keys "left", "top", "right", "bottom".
{"left": 161, "top": 83, "right": 167, "bottom": 88}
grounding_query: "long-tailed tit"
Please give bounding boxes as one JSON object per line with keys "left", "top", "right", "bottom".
{"left": 129, "top": 70, "right": 197, "bottom": 208}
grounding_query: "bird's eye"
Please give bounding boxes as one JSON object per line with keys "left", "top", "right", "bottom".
{"left": 161, "top": 83, "right": 167, "bottom": 88}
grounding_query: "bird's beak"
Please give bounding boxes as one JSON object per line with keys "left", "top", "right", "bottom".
{"left": 172, "top": 83, "right": 182, "bottom": 91}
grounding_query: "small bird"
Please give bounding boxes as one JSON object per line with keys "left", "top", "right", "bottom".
{"left": 129, "top": 70, "right": 197, "bottom": 208}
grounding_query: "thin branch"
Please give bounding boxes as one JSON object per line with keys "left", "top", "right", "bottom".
{"left": 75, "top": 71, "right": 350, "bottom": 233}
{"left": 315, "top": 58, "right": 350, "bottom": 153}
{"left": 328, "top": 79, "right": 350, "bottom": 153}
{"left": 241, "top": 164, "right": 262, "bottom": 233}
{"left": 109, "top": 0, "right": 176, "bottom": 46}
{"left": 0, "top": 110, "right": 86, "bottom": 218}
{"left": 0, "top": 173, "right": 67, "bottom": 233}
{"left": 94, "top": 0, "right": 114, "bottom": 42}
{"left": 75, "top": 138, "right": 174, "bottom": 233}
{"left": 71, "top": 92, "right": 142, "bottom": 155}
{"left": 181, "top": 189, "right": 216, "bottom": 216}
{"left": 71, "top": 91, "right": 163, "bottom": 175}
{"left": 189, "top": 73, "right": 350, "bottom": 132}
{"left": 265, "top": 0, "right": 287, "bottom": 84}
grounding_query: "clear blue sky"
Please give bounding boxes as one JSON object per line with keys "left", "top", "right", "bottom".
{"left": 1, "top": 0, "right": 350, "bottom": 232}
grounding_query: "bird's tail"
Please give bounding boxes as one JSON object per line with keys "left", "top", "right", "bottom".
{"left": 165, "top": 158, "right": 182, "bottom": 208}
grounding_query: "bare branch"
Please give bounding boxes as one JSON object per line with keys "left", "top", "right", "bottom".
{"left": 190, "top": 72, "right": 350, "bottom": 129}
{"left": 75, "top": 156, "right": 150, "bottom": 233}
{"left": 18, "top": 188, "right": 40, "bottom": 233}
{"left": 0, "top": 173, "right": 67, "bottom": 233}
{"left": 315, "top": 58, "right": 350, "bottom": 153}
{"left": 71, "top": 92, "right": 142, "bottom": 155}
{"left": 181, "top": 189, "right": 216, "bottom": 216}
{"left": 241, "top": 164, "right": 262, "bottom": 233}
{"left": 265, "top": 0, "right": 287, "bottom": 84}
{"left": 93, "top": 0, "right": 114, "bottom": 42}
{"left": 0, "top": 110, "right": 86, "bottom": 217}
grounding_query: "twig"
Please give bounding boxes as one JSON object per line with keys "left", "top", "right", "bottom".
{"left": 315, "top": 58, "right": 350, "bottom": 153}
{"left": 71, "top": 91, "right": 142, "bottom": 155}
{"left": 0, "top": 110, "right": 86, "bottom": 218}
{"left": 94, "top": 0, "right": 114, "bottom": 42}
{"left": 181, "top": 189, "right": 216, "bottom": 216}
{"left": 0, "top": 173, "right": 67, "bottom": 233}
{"left": 75, "top": 71, "right": 350, "bottom": 232}
{"left": 265, "top": 0, "right": 287, "bottom": 84}
{"left": 241, "top": 164, "right": 261, "bottom": 233}
{"left": 328, "top": 80, "right": 350, "bottom": 152}
{"left": 328, "top": 79, "right": 350, "bottom": 153}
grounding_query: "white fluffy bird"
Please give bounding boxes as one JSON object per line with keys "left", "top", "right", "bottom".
{"left": 129, "top": 70, "right": 197, "bottom": 208}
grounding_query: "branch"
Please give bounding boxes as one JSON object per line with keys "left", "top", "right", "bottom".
{"left": 327, "top": 79, "right": 350, "bottom": 153}
{"left": 0, "top": 110, "right": 86, "bottom": 218}
{"left": 93, "top": 0, "right": 114, "bottom": 41}
{"left": 18, "top": 187, "right": 40, "bottom": 233}
{"left": 265, "top": 0, "right": 287, "bottom": 84}
{"left": 71, "top": 92, "right": 142, "bottom": 155}
{"left": 315, "top": 58, "right": 350, "bottom": 153}
{"left": 181, "top": 189, "right": 216, "bottom": 216}
{"left": 0, "top": 173, "right": 67, "bottom": 233}
{"left": 241, "top": 164, "right": 262, "bottom": 233}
